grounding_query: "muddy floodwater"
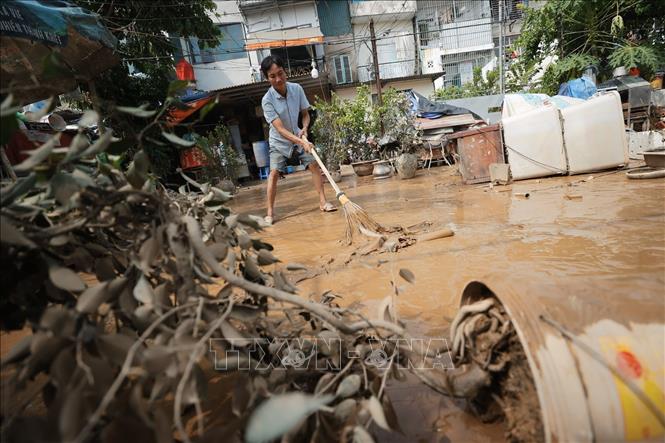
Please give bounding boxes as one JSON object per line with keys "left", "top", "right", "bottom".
{"left": 228, "top": 165, "right": 665, "bottom": 442}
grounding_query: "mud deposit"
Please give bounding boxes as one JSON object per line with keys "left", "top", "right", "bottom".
{"left": 229, "top": 165, "right": 665, "bottom": 441}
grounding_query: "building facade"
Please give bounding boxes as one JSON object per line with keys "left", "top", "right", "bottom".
{"left": 171, "top": 0, "right": 530, "bottom": 99}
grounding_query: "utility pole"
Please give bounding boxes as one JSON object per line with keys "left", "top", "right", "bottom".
{"left": 498, "top": 0, "right": 505, "bottom": 96}
{"left": 369, "top": 19, "right": 383, "bottom": 107}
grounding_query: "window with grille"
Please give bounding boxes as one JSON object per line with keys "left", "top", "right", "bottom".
{"left": 333, "top": 55, "right": 352, "bottom": 84}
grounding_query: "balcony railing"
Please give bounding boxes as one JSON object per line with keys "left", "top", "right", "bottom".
{"left": 357, "top": 60, "right": 417, "bottom": 83}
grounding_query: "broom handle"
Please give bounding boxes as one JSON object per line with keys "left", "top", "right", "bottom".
{"left": 303, "top": 137, "right": 343, "bottom": 196}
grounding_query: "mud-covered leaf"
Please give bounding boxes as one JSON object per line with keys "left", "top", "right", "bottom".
{"left": 256, "top": 249, "right": 280, "bottom": 266}
{"left": 208, "top": 242, "right": 228, "bottom": 261}
{"left": 376, "top": 296, "right": 395, "bottom": 323}
{"left": 97, "top": 333, "right": 136, "bottom": 367}
{"left": 237, "top": 232, "right": 252, "bottom": 250}
{"left": 126, "top": 150, "right": 150, "bottom": 189}
{"left": 81, "top": 130, "right": 114, "bottom": 157}
{"left": 1, "top": 173, "right": 36, "bottom": 206}
{"left": 143, "top": 346, "right": 173, "bottom": 374}
{"left": 133, "top": 276, "right": 154, "bottom": 305}
{"left": 364, "top": 396, "right": 390, "bottom": 431}
{"left": 398, "top": 268, "right": 415, "bottom": 284}
{"left": 59, "top": 383, "right": 85, "bottom": 441}
{"left": 162, "top": 131, "right": 196, "bottom": 147}
{"left": 0, "top": 335, "right": 32, "bottom": 366}
{"left": 50, "top": 172, "right": 81, "bottom": 206}
{"left": 78, "top": 110, "right": 99, "bottom": 127}
{"left": 315, "top": 373, "right": 335, "bottom": 394}
{"left": 353, "top": 426, "right": 375, "bottom": 443}
{"left": 116, "top": 104, "right": 157, "bottom": 118}
{"left": 286, "top": 263, "right": 308, "bottom": 271}
{"left": 49, "top": 265, "right": 86, "bottom": 292}
{"left": 139, "top": 236, "right": 161, "bottom": 273}
{"left": 94, "top": 256, "right": 116, "bottom": 281}
{"left": 336, "top": 374, "right": 361, "bottom": 398}
{"left": 245, "top": 393, "right": 333, "bottom": 443}
{"left": 76, "top": 277, "right": 125, "bottom": 314}
{"left": 221, "top": 320, "right": 252, "bottom": 347}
{"left": 14, "top": 133, "right": 60, "bottom": 172}
{"left": 232, "top": 377, "right": 251, "bottom": 417}
{"left": 0, "top": 217, "right": 36, "bottom": 248}
{"left": 334, "top": 398, "right": 357, "bottom": 422}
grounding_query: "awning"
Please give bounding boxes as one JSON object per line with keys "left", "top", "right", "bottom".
{"left": 245, "top": 27, "right": 323, "bottom": 51}
{"left": 166, "top": 95, "right": 215, "bottom": 126}
{"left": 211, "top": 74, "right": 330, "bottom": 104}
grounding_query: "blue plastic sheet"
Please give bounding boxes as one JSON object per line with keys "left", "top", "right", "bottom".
{"left": 558, "top": 77, "right": 597, "bottom": 100}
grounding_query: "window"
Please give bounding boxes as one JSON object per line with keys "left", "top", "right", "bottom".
{"left": 333, "top": 55, "right": 352, "bottom": 84}
{"left": 187, "top": 23, "right": 246, "bottom": 64}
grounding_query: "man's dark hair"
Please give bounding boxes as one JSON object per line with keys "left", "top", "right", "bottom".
{"left": 260, "top": 55, "right": 285, "bottom": 77}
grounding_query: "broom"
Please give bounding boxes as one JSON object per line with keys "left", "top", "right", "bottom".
{"left": 305, "top": 137, "right": 383, "bottom": 244}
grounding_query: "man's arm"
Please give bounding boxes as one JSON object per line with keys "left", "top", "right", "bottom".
{"left": 298, "top": 109, "right": 310, "bottom": 138}
{"left": 272, "top": 117, "right": 314, "bottom": 152}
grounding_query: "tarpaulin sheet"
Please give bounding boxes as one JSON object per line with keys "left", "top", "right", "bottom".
{"left": 407, "top": 91, "right": 483, "bottom": 121}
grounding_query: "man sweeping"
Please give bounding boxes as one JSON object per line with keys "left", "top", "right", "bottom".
{"left": 260, "top": 55, "right": 336, "bottom": 225}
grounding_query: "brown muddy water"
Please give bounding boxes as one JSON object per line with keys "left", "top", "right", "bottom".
{"left": 227, "top": 164, "right": 665, "bottom": 442}
{"left": 1, "top": 165, "right": 662, "bottom": 442}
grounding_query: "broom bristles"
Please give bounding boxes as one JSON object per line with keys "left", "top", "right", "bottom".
{"left": 341, "top": 198, "right": 383, "bottom": 244}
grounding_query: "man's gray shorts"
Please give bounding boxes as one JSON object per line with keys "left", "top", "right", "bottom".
{"left": 269, "top": 145, "right": 315, "bottom": 172}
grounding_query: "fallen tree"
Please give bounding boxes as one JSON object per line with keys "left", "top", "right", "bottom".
{"left": 0, "top": 89, "right": 542, "bottom": 442}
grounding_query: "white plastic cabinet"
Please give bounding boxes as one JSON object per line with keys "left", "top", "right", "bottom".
{"left": 503, "top": 106, "right": 568, "bottom": 180}
{"left": 561, "top": 92, "right": 628, "bottom": 174}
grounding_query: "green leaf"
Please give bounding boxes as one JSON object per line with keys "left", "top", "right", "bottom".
{"left": 161, "top": 131, "right": 196, "bottom": 147}
{"left": 199, "top": 99, "right": 218, "bottom": 121}
{"left": 116, "top": 104, "right": 157, "bottom": 118}
{"left": 167, "top": 79, "right": 189, "bottom": 97}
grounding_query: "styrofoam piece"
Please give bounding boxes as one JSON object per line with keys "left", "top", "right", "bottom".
{"left": 503, "top": 105, "right": 567, "bottom": 180}
{"left": 561, "top": 92, "right": 628, "bottom": 174}
{"left": 627, "top": 130, "right": 665, "bottom": 160}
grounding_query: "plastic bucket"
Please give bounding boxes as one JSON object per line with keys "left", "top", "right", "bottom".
{"left": 252, "top": 141, "right": 269, "bottom": 168}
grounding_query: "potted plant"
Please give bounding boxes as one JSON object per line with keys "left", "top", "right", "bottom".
{"left": 379, "top": 88, "right": 422, "bottom": 179}
{"left": 312, "top": 98, "right": 346, "bottom": 182}
{"left": 313, "top": 87, "right": 380, "bottom": 178}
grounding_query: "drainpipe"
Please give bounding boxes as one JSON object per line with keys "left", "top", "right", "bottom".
{"left": 412, "top": 16, "right": 420, "bottom": 75}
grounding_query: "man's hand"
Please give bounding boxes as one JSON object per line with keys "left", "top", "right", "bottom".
{"left": 300, "top": 134, "right": 314, "bottom": 153}
{"left": 297, "top": 127, "right": 308, "bottom": 139}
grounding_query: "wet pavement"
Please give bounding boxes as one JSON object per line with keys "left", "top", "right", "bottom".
{"left": 229, "top": 164, "right": 665, "bottom": 442}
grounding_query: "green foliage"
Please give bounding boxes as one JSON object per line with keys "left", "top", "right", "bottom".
{"left": 433, "top": 67, "right": 500, "bottom": 100}
{"left": 197, "top": 122, "right": 239, "bottom": 183}
{"left": 312, "top": 85, "right": 380, "bottom": 164}
{"left": 313, "top": 85, "right": 421, "bottom": 163}
{"left": 609, "top": 44, "right": 661, "bottom": 71}
{"left": 517, "top": 0, "right": 665, "bottom": 94}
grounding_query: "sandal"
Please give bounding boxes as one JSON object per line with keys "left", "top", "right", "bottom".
{"left": 320, "top": 202, "right": 337, "bottom": 212}
{"left": 264, "top": 215, "right": 274, "bottom": 226}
